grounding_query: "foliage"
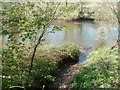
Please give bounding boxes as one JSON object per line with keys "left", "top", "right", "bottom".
{"left": 55, "top": 2, "right": 93, "bottom": 20}
{"left": 70, "top": 47, "right": 119, "bottom": 88}
{"left": 26, "top": 57, "right": 58, "bottom": 88}
{"left": 94, "top": 2, "right": 118, "bottom": 24}
{"left": 36, "top": 43, "right": 80, "bottom": 66}
{"left": 2, "top": 1, "right": 119, "bottom": 89}
{"left": 1, "top": 2, "right": 62, "bottom": 89}
{"left": 2, "top": 43, "right": 79, "bottom": 89}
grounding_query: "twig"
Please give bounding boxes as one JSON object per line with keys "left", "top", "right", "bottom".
{"left": 26, "top": 2, "right": 61, "bottom": 87}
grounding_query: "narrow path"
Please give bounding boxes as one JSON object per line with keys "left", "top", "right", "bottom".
{"left": 46, "top": 47, "right": 92, "bottom": 89}
{"left": 47, "top": 60, "right": 90, "bottom": 89}
{"left": 53, "top": 63, "right": 79, "bottom": 88}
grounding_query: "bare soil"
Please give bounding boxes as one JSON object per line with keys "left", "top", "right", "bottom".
{"left": 46, "top": 60, "right": 90, "bottom": 89}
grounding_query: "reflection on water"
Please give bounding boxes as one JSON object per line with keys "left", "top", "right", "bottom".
{"left": 45, "top": 21, "right": 118, "bottom": 48}
{"left": 3, "top": 21, "right": 118, "bottom": 63}
{"left": 44, "top": 21, "right": 118, "bottom": 63}
{"left": 3, "top": 21, "right": 118, "bottom": 48}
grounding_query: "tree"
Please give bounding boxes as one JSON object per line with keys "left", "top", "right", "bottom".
{"left": 93, "top": 2, "right": 119, "bottom": 46}
{"left": 2, "top": 2, "right": 61, "bottom": 89}
{"left": 94, "top": 2, "right": 118, "bottom": 24}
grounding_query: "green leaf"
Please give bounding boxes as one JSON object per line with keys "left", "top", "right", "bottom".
{"left": 41, "top": 38, "right": 45, "bottom": 41}
{"left": 2, "top": 30, "right": 9, "bottom": 35}
{"left": 22, "top": 38, "right": 25, "bottom": 42}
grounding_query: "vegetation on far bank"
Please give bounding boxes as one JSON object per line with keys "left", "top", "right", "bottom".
{"left": 70, "top": 44, "right": 119, "bottom": 88}
{"left": 2, "top": 43, "right": 79, "bottom": 89}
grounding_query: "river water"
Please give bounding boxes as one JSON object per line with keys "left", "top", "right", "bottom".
{"left": 44, "top": 21, "right": 118, "bottom": 48}
{"left": 3, "top": 20, "right": 118, "bottom": 62}
{"left": 44, "top": 21, "right": 118, "bottom": 63}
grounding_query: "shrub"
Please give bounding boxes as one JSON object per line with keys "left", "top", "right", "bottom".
{"left": 2, "top": 43, "right": 79, "bottom": 89}
{"left": 70, "top": 47, "right": 119, "bottom": 88}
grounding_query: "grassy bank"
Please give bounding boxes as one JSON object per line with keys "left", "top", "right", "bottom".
{"left": 70, "top": 44, "right": 119, "bottom": 88}
{"left": 2, "top": 43, "right": 79, "bottom": 89}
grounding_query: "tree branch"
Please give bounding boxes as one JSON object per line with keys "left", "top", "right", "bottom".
{"left": 26, "top": 2, "right": 60, "bottom": 87}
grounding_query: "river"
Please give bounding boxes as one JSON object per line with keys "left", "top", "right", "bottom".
{"left": 44, "top": 21, "right": 118, "bottom": 63}
{"left": 3, "top": 20, "right": 118, "bottom": 62}
{"left": 44, "top": 21, "right": 118, "bottom": 48}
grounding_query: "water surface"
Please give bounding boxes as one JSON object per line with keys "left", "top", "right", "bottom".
{"left": 45, "top": 21, "right": 118, "bottom": 48}
{"left": 45, "top": 21, "right": 118, "bottom": 63}
{"left": 3, "top": 21, "right": 118, "bottom": 63}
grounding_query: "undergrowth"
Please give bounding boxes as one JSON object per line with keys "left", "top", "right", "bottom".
{"left": 70, "top": 46, "right": 119, "bottom": 88}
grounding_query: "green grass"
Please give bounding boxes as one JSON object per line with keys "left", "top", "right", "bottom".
{"left": 70, "top": 47, "right": 119, "bottom": 88}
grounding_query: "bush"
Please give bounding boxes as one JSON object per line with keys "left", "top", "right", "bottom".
{"left": 2, "top": 43, "right": 79, "bottom": 89}
{"left": 70, "top": 47, "right": 119, "bottom": 88}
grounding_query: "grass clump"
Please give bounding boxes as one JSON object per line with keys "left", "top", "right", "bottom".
{"left": 70, "top": 46, "right": 119, "bottom": 88}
